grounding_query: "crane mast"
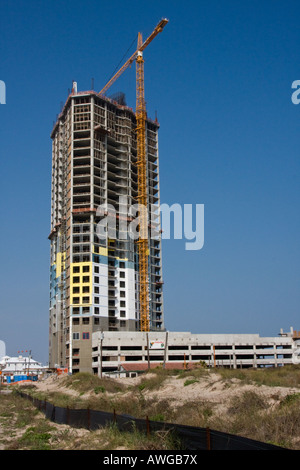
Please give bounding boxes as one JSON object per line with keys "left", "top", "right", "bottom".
{"left": 136, "top": 32, "right": 149, "bottom": 331}
{"left": 99, "top": 19, "right": 168, "bottom": 332}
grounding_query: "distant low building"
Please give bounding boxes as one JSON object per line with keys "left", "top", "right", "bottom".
{"left": 92, "top": 327, "right": 300, "bottom": 377}
{"left": 0, "top": 354, "right": 47, "bottom": 380}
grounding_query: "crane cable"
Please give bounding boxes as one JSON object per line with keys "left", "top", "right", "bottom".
{"left": 105, "top": 34, "right": 138, "bottom": 90}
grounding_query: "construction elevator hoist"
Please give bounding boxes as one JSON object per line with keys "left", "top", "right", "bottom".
{"left": 98, "top": 18, "right": 168, "bottom": 332}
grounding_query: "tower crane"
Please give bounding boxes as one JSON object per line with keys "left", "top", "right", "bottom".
{"left": 99, "top": 18, "right": 168, "bottom": 332}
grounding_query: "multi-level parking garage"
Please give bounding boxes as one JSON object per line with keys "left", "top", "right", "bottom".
{"left": 92, "top": 328, "right": 300, "bottom": 376}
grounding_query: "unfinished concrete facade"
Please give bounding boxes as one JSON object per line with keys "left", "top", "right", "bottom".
{"left": 49, "top": 86, "right": 164, "bottom": 372}
{"left": 92, "top": 328, "right": 300, "bottom": 376}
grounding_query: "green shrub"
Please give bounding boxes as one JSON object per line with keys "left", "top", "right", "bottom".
{"left": 184, "top": 379, "right": 198, "bottom": 386}
{"left": 150, "top": 413, "right": 165, "bottom": 422}
{"left": 63, "top": 372, "right": 124, "bottom": 394}
{"left": 229, "top": 390, "right": 267, "bottom": 416}
{"left": 280, "top": 393, "right": 300, "bottom": 408}
{"left": 20, "top": 425, "right": 52, "bottom": 450}
{"left": 215, "top": 365, "right": 300, "bottom": 388}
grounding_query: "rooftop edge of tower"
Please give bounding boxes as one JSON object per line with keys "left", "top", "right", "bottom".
{"left": 51, "top": 90, "right": 160, "bottom": 139}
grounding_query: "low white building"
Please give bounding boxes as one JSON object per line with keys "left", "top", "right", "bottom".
{"left": 0, "top": 354, "right": 47, "bottom": 380}
{"left": 91, "top": 327, "right": 300, "bottom": 377}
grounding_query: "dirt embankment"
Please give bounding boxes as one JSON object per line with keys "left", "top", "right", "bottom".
{"left": 2, "top": 367, "right": 300, "bottom": 449}
{"left": 33, "top": 369, "right": 300, "bottom": 414}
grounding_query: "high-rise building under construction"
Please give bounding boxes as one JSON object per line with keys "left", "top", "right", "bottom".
{"left": 48, "top": 86, "right": 164, "bottom": 372}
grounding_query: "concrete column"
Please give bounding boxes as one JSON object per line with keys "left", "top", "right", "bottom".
{"left": 253, "top": 345, "right": 257, "bottom": 368}
{"left": 232, "top": 345, "right": 237, "bottom": 369}
{"left": 274, "top": 343, "right": 278, "bottom": 367}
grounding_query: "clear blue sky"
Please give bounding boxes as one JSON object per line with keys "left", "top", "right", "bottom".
{"left": 0, "top": 0, "right": 299, "bottom": 364}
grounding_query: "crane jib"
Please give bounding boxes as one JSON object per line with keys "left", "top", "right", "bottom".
{"left": 98, "top": 18, "right": 168, "bottom": 96}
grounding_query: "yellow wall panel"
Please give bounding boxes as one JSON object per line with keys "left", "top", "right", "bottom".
{"left": 70, "top": 261, "right": 93, "bottom": 306}
{"left": 56, "top": 252, "right": 66, "bottom": 278}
